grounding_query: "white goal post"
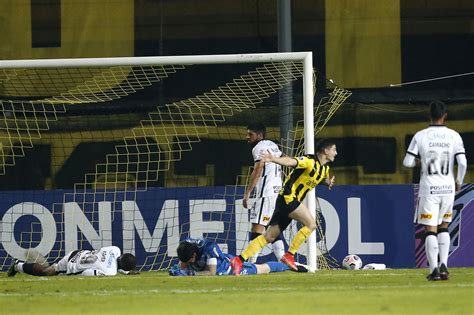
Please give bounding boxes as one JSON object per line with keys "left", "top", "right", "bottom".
{"left": 0, "top": 52, "right": 349, "bottom": 272}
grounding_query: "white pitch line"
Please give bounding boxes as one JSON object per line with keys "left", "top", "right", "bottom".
{"left": 1, "top": 270, "right": 473, "bottom": 283}
{"left": 0, "top": 283, "right": 472, "bottom": 298}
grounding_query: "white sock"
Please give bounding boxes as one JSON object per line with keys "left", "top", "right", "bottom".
{"left": 425, "top": 234, "right": 439, "bottom": 272}
{"left": 272, "top": 239, "right": 285, "bottom": 261}
{"left": 16, "top": 262, "right": 24, "bottom": 273}
{"left": 437, "top": 232, "right": 450, "bottom": 267}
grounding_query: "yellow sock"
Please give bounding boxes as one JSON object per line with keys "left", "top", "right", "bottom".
{"left": 288, "top": 226, "right": 312, "bottom": 255}
{"left": 241, "top": 235, "right": 268, "bottom": 261}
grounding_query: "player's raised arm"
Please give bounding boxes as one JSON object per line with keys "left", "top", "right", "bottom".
{"left": 260, "top": 150, "right": 297, "bottom": 168}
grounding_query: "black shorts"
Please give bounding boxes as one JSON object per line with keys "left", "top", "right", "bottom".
{"left": 269, "top": 195, "right": 300, "bottom": 231}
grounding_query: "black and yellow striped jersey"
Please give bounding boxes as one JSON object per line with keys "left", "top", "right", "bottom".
{"left": 280, "top": 155, "right": 330, "bottom": 204}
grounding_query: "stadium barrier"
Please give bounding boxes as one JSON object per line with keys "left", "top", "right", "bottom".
{"left": 1, "top": 184, "right": 472, "bottom": 271}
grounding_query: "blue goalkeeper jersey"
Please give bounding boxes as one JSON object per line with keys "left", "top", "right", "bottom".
{"left": 183, "top": 238, "right": 257, "bottom": 275}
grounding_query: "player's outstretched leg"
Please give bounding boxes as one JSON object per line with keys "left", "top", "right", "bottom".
{"left": 230, "top": 256, "right": 243, "bottom": 276}
{"left": 233, "top": 234, "right": 269, "bottom": 275}
{"left": 8, "top": 261, "right": 55, "bottom": 277}
{"left": 283, "top": 226, "right": 312, "bottom": 271}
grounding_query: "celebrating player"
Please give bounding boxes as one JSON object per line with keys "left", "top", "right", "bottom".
{"left": 169, "top": 238, "right": 310, "bottom": 276}
{"left": 7, "top": 246, "right": 137, "bottom": 277}
{"left": 243, "top": 123, "right": 285, "bottom": 263}
{"left": 231, "top": 139, "right": 337, "bottom": 275}
{"left": 403, "top": 101, "right": 467, "bottom": 281}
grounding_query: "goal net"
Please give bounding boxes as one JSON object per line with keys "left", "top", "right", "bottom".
{"left": 0, "top": 53, "right": 350, "bottom": 272}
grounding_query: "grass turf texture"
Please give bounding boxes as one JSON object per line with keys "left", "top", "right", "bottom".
{"left": 1, "top": 268, "right": 472, "bottom": 315}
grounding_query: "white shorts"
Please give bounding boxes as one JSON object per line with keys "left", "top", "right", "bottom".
{"left": 415, "top": 195, "right": 455, "bottom": 226}
{"left": 249, "top": 195, "right": 278, "bottom": 226}
{"left": 53, "top": 250, "right": 83, "bottom": 274}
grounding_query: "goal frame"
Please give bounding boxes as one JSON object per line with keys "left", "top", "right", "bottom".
{"left": 1, "top": 52, "right": 318, "bottom": 270}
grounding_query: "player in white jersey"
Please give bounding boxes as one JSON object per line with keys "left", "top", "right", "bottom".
{"left": 8, "top": 246, "right": 137, "bottom": 277}
{"left": 243, "top": 123, "right": 285, "bottom": 263}
{"left": 403, "top": 101, "right": 467, "bottom": 281}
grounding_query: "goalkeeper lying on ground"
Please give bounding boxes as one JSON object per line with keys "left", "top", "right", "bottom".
{"left": 8, "top": 246, "right": 137, "bottom": 277}
{"left": 169, "top": 238, "right": 311, "bottom": 276}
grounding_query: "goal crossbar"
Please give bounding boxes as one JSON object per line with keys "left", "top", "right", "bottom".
{"left": 0, "top": 52, "right": 312, "bottom": 69}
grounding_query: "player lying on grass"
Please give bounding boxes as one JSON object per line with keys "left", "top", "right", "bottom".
{"left": 8, "top": 246, "right": 137, "bottom": 277}
{"left": 169, "top": 238, "right": 311, "bottom": 276}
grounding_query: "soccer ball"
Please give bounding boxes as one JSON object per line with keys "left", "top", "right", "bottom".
{"left": 342, "top": 254, "right": 363, "bottom": 270}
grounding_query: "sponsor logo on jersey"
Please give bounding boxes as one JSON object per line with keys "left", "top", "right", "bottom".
{"left": 430, "top": 185, "right": 452, "bottom": 191}
{"left": 428, "top": 131, "right": 452, "bottom": 140}
{"left": 306, "top": 179, "right": 318, "bottom": 188}
{"left": 429, "top": 185, "right": 453, "bottom": 194}
{"left": 430, "top": 190, "right": 453, "bottom": 195}
{"left": 420, "top": 214, "right": 432, "bottom": 220}
{"left": 263, "top": 216, "right": 271, "bottom": 222}
{"left": 107, "top": 251, "right": 115, "bottom": 266}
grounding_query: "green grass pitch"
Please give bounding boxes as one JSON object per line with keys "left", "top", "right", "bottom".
{"left": 1, "top": 268, "right": 472, "bottom": 314}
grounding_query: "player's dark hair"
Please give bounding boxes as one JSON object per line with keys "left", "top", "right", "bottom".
{"left": 429, "top": 101, "right": 446, "bottom": 120}
{"left": 119, "top": 253, "right": 137, "bottom": 271}
{"left": 247, "top": 123, "right": 266, "bottom": 137}
{"left": 316, "top": 138, "right": 336, "bottom": 153}
{"left": 177, "top": 241, "right": 198, "bottom": 262}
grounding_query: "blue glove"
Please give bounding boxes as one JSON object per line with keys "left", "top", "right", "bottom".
{"left": 169, "top": 264, "right": 195, "bottom": 276}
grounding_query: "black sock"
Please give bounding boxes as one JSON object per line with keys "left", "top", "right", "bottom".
{"left": 22, "top": 263, "right": 45, "bottom": 276}
{"left": 249, "top": 232, "right": 262, "bottom": 241}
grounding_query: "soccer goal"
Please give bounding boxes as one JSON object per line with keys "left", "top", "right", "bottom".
{"left": 0, "top": 52, "right": 350, "bottom": 272}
